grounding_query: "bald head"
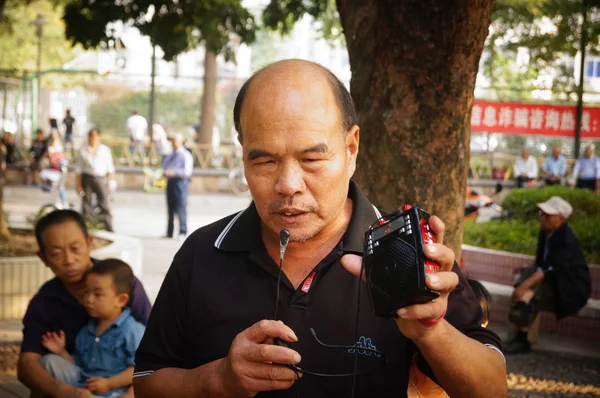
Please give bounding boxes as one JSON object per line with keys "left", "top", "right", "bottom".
{"left": 233, "top": 59, "right": 356, "bottom": 143}
{"left": 172, "top": 133, "right": 185, "bottom": 149}
{"left": 584, "top": 144, "right": 595, "bottom": 158}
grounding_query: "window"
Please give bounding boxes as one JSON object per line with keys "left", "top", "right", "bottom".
{"left": 596, "top": 61, "right": 600, "bottom": 77}
{"left": 586, "top": 60, "right": 594, "bottom": 77}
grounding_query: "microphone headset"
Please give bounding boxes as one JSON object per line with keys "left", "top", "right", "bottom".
{"left": 274, "top": 229, "right": 290, "bottom": 321}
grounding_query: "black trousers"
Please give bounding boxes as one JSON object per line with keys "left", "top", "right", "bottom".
{"left": 544, "top": 178, "right": 561, "bottom": 186}
{"left": 576, "top": 178, "right": 596, "bottom": 191}
{"left": 166, "top": 178, "right": 188, "bottom": 237}
{"left": 516, "top": 176, "right": 532, "bottom": 188}
{"left": 81, "top": 173, "right": 113, "bottom": 232}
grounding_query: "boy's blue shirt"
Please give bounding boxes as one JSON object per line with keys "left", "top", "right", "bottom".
{"left": 74, "top": 307, "right": 145, "bottom": 397}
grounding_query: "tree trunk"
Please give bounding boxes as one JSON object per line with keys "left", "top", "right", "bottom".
{"left": 198, "top": 50, "right": 218, "bottom": 146}
{"left": 337, "top": 0, "right": 493, "bottom": 256}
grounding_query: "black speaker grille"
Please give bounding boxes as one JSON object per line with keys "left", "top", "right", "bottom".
{"left": 369, "top": 237, "right": 417, "bottom": 295}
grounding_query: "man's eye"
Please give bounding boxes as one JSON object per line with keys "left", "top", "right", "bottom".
{"left": 256, "top": 160, "right": 275, "bottom": 165}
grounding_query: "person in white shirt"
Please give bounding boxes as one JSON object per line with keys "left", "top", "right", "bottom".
{"left": 572, "top": 144, "right": 600, "bottom": 193}
{"left": 126, "top": 111, "right": 148, "bottom": 156}
{"left": 75, "top": 128, "right": 116, "bottom": 232}
{"left": 514, "top": 147, "right": 538, "bottom": 188}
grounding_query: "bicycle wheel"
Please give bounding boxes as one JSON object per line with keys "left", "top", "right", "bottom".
{"left": 228, "top": 167, "right": 250, "bottom": 197}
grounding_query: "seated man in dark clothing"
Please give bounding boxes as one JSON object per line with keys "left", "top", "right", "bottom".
{"left": 504, "top": 196, "right": 591, "bottom": 354}
{"left": 2, "top": 131, "right": 22, "bottom": 166}
{"left": 27, "top": 129, "right": 48, "bottom": 185}
{"left": 17, "top": 210, "right": 152, "bottom": 398}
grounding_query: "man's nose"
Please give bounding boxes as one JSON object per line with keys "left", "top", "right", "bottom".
{"left": 275, "top": 162, "right": 306, "bottom": 197}
{"left": 64, "top": 249, "right": 76, "bottom": 265}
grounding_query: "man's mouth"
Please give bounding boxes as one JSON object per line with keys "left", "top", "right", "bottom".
{"left": 280, "top": 209, "right": 306, "bottom": 216}
{"left": 277, "top": 208, "right": 310, "bottom": 222}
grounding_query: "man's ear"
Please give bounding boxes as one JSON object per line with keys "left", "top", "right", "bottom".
{"left": 86, "top": 236, "right": 93, "bottom": 250}
{"left": 346, "top": 125, "right": 360, "bottom": 173}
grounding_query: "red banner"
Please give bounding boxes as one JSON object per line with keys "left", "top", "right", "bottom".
{"left": 471, "top": 100, "right": 600, "bottom": 138}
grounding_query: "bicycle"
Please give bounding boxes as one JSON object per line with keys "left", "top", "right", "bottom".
{"left": 37, "top": 161, "right": 72, "bottom": 216}
{"left": 143, "top": 166, "right": 167, "bottom": 193}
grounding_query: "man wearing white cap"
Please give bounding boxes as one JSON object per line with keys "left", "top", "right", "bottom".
{"left": 504, "top": 196, "right": 591, "bottom": 354}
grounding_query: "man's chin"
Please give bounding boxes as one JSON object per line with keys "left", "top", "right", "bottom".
{"left": 61, "top": 273, "right": 85, "bottom": 284}
{"left": 286, "top": 227, "right": 319, "bottom": 243}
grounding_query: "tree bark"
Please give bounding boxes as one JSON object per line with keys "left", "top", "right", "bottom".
{"left": 337, "top": 0, "right": 493, "bottom": 256}
{"left": 198, "top": 50, "right": 218, "bottom": 146}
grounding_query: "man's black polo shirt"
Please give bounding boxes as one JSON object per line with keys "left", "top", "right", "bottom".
{"left": 134, "top": 181, "right": 502, "bottom": 397}
{"left": 21, "top": 259, "right": 152, "bottom": 356}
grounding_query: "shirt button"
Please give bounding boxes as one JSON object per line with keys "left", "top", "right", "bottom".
{"left": 95, "top": 337, "right": 100, "bottom": 342}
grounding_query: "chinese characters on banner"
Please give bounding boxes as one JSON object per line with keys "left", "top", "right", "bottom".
{"left": 471, "top": 100, "right": 600, "bottom": 139}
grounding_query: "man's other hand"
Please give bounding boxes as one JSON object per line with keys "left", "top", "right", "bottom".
{"left": 341, "top": 215, "right": 458, "bottom": 341}
{"left": 218, "top": 319, "right": 302, "bottom": 397}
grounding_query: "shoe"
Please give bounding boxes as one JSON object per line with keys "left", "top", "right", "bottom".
{"left": 177, "top": 234, "right": 186, "bottom": 242}
{"left": 162, "top": 235, "right": 173, "bottom": 239}
{"left": 503, "top": 338, "right": 531, "bottom": 355}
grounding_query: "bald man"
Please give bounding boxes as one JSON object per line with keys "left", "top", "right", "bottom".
{"left": 162, "top": 133, "right": 193, "bottom": 240}
{"left": 133, "top": 60, "right": 507, "bottom": 398}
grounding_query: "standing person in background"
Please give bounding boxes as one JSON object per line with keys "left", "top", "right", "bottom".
{"left": 571, "top": 144, "right": 600, "bottom": 194}
{"left": 75, "top": 128, "right": 116, "bottom": 232}
{"left": 46, "top": 129, "right": 65, "bottom": 171}
{"left": 126, "top": 111, "right": 148, "bottom": 157}
{"left": 46, "top": 129, "right": 67, "bottom": 205}
{"left": 151, "top": 123, "right": 169, "bottom": 157}
{"left": 542, "top": 146, "right": 566, "bottom": 186}
{"left": 162, "top": 133, "right": 192, "bottom": 241}
{"left": 514, "top": 147, "right": 538, "bottom": 188}
{"left": 63, "top": 109, "right": 76, "bottom": 156}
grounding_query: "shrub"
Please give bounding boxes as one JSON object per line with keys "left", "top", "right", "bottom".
{"left": 501, "top": 186, "right": 600, "bottom": 221}
{"left": 463, "top": 220, "right": 539, "bottom": 257}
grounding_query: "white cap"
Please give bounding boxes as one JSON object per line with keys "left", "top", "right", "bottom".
{"left": 537, "top": 196, "right": 573, "bottom": 219}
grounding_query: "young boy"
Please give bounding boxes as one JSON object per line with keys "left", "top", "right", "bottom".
{"left": 407, "top": 278, "right": 492, "bottom": 398}
{"left": 41, "top": 259, "right": 145, "bottom": 398}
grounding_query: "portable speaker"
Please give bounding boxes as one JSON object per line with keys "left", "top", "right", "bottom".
{"left": 364, "top": 205, "right": 440, "bottom": 318}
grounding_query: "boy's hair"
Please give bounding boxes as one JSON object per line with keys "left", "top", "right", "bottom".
{"left": 88, "top": 258, "right": 134, "bottom": 295}
{"left": 467, "top": 278, "right": 492, "bottom": 324}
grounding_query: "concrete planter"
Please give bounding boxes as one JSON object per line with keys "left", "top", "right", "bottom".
{"left": 0, "top": 230, "right": 143, "bottom": 321}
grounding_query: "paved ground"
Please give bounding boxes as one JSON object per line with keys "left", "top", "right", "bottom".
{"left": 3, "top": 185, "right": 250, "bottom": 303}
{"left": 1, "top": 186, "right": 599, "bottom": 397}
